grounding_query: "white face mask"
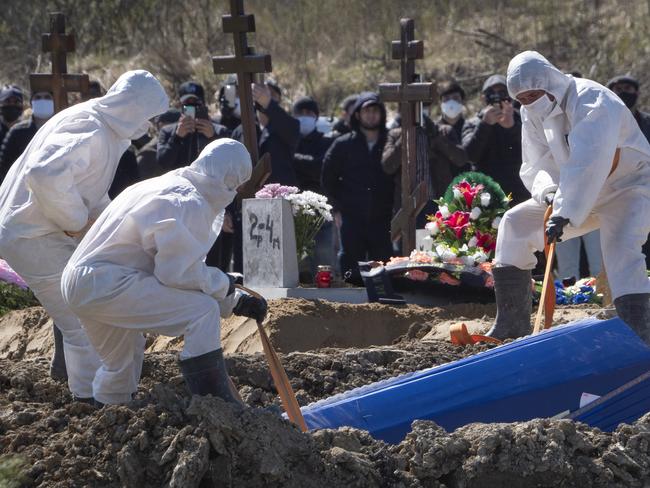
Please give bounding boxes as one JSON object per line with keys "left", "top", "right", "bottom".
{"left": 440, "top": 99, "right": 464, "bottom": 119}
{"left": 297, "top": 115, "right": 317, "bottom": 136}
{"left": 31, "top": 99, "right": 54, "bottom": 119}
{"left": 524, "top": 93, "right": 555, "bottom": 119}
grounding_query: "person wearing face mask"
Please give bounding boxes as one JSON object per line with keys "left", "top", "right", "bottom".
{"left": 157, "top": 81, "right": 230, "bottom": 172}
{"left": 214, "top": 75, "right": 242, "bottom": 132}
{"left": 291, "top": 96, "right": 336, "bottom": 278}
{"left": 0, "top": 85, "right": 25, "bottom": 147}
{"left": 0, "top": 91, "right": 55, "bottom": 184}
{"left": 485, "top": 51, "right": 650, "bottom": 345}
{"left": 322, "top": 92, "right": 394, "bottom": 284}
{"left": 0, "top": 70, "right": 169, "bottom": 402}
{"left": 61, "top": 139, "right": 266, "bottom": 406}
{"left": 462, "top": 74, "right": 529, "bottom": 205}
{"left": 381, "top": 80, "right": 470, "bottom": 231}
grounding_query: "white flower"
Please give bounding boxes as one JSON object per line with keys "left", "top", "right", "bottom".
{"left": 469, "top": 207, "right": 482, "bottom": 220}
{"left": 425, "top": 221, "right": 440, "bottom": 236}
{"left": 460, "top": 244, "right": 469, "bottom": 252}
{"left": 439, "top": 205, "right": 450, "bottom": 218}
{"left": 453, "top": 188, "right": 462, "bottom": 200}
{"left": 468, "top": 236, "right": 478, "bottom": 248}
{"left": 435, "top": 244, "right": 457, "bottom": 262}
{"left": 480, "top": 192, "right": 491, "bottom": 207}
{"left": 491, "top": 216, "right": 502, "bottom": 229}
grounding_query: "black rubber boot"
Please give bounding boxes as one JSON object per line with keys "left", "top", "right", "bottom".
{"left": 485, "top": 266, "right": 533, "bottom": 340}
{"left": 72, "top": 396, "right": 94, "bottom": 405}
{"left": 614, "top": 293, "right": 650, "bottom": 344}
{"left": 50, "top": 323, "right": 68, "bottom": 382}
{"left": 179, "top": 349, "right": 244, "bottom": 406}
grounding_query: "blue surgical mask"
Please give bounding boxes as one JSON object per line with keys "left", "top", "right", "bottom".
{"left": 297, "top": 115, "right": 317, "bottom": 136}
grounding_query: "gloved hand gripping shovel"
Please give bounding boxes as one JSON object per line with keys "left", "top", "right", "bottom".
{"left": 235, "top": 285, "right": 307, "bottom": 432}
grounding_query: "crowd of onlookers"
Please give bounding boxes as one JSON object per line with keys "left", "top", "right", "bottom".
{"left": 1, "top": 71, "right": 649, "bottom": 283}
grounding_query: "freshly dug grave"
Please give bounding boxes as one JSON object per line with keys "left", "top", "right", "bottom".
{"left": 2, "top": 349, "right": 650, "bottom": 488}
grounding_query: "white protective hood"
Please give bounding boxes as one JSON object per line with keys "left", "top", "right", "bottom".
{"left": 506, "top": 50, "right": 650, "bottom": 227}
{"left": 0, "top": 70, "right": 168, "bottom": 240}
{"left": 506, "top": 51, "right": 573, "bottom": 103}
{"left": 65, "top": 138, "right": 252, "bottom": 301}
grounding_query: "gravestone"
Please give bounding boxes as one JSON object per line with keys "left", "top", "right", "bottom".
{"left": 242, "top": 198, "right": 298, "bottom": 287}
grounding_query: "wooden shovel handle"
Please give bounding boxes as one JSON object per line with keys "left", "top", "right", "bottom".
{"left": 534, "top": 206, "right": 556, "bottom": 333}
{"left": 235, "top": 285, "right": 308, "bottom": 432}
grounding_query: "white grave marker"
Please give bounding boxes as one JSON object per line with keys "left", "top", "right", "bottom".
{"left": 242, "top": 198, "right": 299, "bottom": 288}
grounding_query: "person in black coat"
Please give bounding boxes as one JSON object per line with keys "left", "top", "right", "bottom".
{"left": 231, "top": 80, "right": 300, "bottom": 186}
{"left": 321, "top": 92, "right": 394, "bottom": 283}
{"left": 292, "top": 96, "right": 334, "bottom": 193}
{"left": 0, "top": 91, "right": 56, "bottom": 184}
{"left": 462, "top": 75, "right": 529, "bottom": 204}
{"left": 157, "top": 81, "right": 229, "bottom": 171}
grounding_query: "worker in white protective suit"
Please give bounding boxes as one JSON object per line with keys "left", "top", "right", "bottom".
{"left": 61, "top": 138, "right": 268, "bottom": 406}
{"left": 487, "top": 51, "right": 650, "bottom": 342}
{"left": 0, "top": 70, "right": 168, "bottom": 401}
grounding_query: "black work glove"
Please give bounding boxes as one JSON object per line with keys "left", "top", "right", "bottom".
{"left": 546, "top": 216, "right": 570, "bottom": 243}
{"left": 544, "top": 192, "right": 555, "bottom": 207}
{"left": 226, "top": 273, "right": 244, "bottom": 296}
{"left": 233, "top": 293, "right": 268, "bottom": 322}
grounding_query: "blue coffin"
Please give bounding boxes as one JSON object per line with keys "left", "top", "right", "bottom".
{"left": 300, "top": 318, "right": 650, "bottom": 443}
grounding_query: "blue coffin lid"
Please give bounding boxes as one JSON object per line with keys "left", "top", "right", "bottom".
{"left": 299, "top": 318, "right": 650, "bottom": 443}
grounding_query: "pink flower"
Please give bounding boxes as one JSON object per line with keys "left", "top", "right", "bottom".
{"left": 0, "top": 259, "right": 28, "bottom": 289}
{"left": 455, "top": 181, "right": 484, "bottom": 208}
{"left": 255, "top": 183, "right": 299, "bottom": 199}
{"left": 444, "top": 211, "right": 470, "bottom": 239}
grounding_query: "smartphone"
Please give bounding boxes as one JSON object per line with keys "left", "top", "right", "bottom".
{"left": 224, "top": 84, "right": 237, "bottom": 106}
{"left": 195, "top": 104, "right": 209, "bottom": 120}
{"left": 182, "top": 105, "right": 196, "bottom": 119}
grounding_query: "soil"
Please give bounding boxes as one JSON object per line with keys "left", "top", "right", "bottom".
{"left": 1, "top": 299, "right": 648, "bottom": 487}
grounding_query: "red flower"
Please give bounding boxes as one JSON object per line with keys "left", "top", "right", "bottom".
{"left": 475, "top": 230, "right": 496, "bottom": 252}
{"left": 445, "top": 211, "right": 470, "bottom": 240}
{"left": 455, "top": 181, "right": 484, "bottom": 208}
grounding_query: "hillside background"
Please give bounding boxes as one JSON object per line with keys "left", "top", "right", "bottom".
{"left": 2, "top": 0, "right": 649, "bottom": 115}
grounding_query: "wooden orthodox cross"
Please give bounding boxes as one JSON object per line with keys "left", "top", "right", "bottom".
{"left": 213, "top": 0, "right": 272, "bottom": 198}
{"left": 29, "top": 12, "right": 89, "bottom": 114}
{"left": 379, "top": 18, "right": 436, "bottom": 254}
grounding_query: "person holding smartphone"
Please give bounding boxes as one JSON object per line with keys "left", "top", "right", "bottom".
{"left": 157, "top": 81, "right": 230, "bottom": 171}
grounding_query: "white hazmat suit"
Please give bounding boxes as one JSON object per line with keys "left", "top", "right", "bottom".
{"left": 0, "top": 70, "right": 168, "bottom": 398}
{"left": 496, "top": 51, "right": 650, "bottom": 302}
{"left": 61, "top": 139, "right": 252, "bottom": 405}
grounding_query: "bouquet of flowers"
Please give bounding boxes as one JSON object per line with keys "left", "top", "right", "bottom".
{"left": 255, "top": 184, "right": 333, "bottom": 259}
{"left": 541, "top": 277, "right": 602, "bottom": 305}
{"left": 0, "top": 259, "right": 38, "bottom": 316}
{"left": 421, "top": 172, "right": 511, "bottom": 267}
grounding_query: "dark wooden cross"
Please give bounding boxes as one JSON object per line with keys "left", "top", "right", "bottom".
{"left": 379, "top": 18, "right": 436, "bottom": 254}
{"left": 29, "top": 12, "right": 89, "bottom": 114}
{"left": 213, "top": 0, "right": 272, "bottom": 198}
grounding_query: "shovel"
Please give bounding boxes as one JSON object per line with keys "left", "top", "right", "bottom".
{"left": 533, "top": 206, "right": 556, "bottom": 333}
{"left": 235, "top": 284, "right": 307, "bottom": 432}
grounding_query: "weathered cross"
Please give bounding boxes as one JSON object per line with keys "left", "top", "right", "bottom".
{"left": 379, "top": 18, "right": 436, "bottom": 254}
{"left": 213, "top": 0, "right": 272, "bottom": 198}
{"left": 29, "top": 12, "right": 89, "bottom": 114}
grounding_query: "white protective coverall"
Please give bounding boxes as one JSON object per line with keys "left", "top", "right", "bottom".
{"left": 496, "top": 51, "right": 650, "bottom": 300}
{"left": 0, "top": 70, "right": 169, "bottom": 398}
{"left": 61, "top": 139, "right": 252, "bottom": 405}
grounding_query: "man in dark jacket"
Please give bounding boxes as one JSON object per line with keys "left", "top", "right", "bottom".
{"left": 231, "top": 80, "right": 300, "bottom": 186}
{"left": 0, "top": 90, "right": 55, "bottom": 183}
{"left": 322, "top": 92, "right": 394, "bottom": 283}
{"left": 292, "top": 96, "right": 336, "bottom": 277}
{"left": 292, "top": 96, "right": 334, "bottom": 193}
{"left": 0, "top": 85, "right": 24, "bottom": 150}
{"left": 157, "top": 81, "right": 229, "bottom": 171}
{"left": 462, "top": 74, "right": 529, "bottom": 204}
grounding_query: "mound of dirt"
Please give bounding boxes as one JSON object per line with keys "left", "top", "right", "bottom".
{"left": 2, "top": 357, "right": 649, "bottom": 488}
